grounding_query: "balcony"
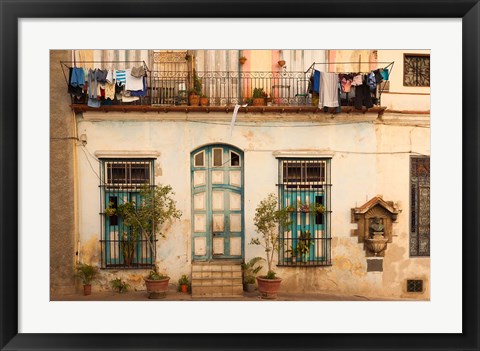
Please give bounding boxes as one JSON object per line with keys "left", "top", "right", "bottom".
{"left": 69, "top": 69, "right": 386, "bottom": 115}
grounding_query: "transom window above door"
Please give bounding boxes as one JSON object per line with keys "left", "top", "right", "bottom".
{"left": 194, "top": 151, "right": 205, "bottom": 167}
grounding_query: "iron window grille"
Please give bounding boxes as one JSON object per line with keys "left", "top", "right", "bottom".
{"left": 99, "top": 159, "right": 157, "bottom": 269}
{"left": 406, "top": 279, "right": 424, "bottom": 293}
{"left": 403, "top": 54, "right": 430, "bottom": 87}
{"left": 409, "top": 156, "right": 430, "bottom": 257}
{"left": 277, "top": 158, "right": 332, "bottom": 267}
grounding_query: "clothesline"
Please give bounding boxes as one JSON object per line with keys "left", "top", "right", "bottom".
{"left": 306, "top": 61, "right": 395, "bottom": 75}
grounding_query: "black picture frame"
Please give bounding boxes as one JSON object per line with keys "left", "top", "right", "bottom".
{"left": 1, "top": 1, "right": 478, "bottom": 350}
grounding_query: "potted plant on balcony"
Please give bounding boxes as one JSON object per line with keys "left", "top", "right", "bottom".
{"left": 144, "top": 265, "right": 170, "bottom": 299}
{"left": 239, "top": 56, "right": 247, "bottom": 65}
{"left": 189, "top": 71, "right": 202, "bottom": 106}
{"left": 252, "top": 87, "right": 267, "bottom": 106}
{"left": 312, "top": 203, "right": 326, "bottom": 215}
{"left": 250, "top": 193, "right": 292, "bottom": 299}
{"left": 241, "top": 257, "right": 264, "bottom": 292}
{"left": 178, "top": 274, "right": 190, "bottom": 294}
{"left": 75, "top": 263, "right": 98, "bottom": 296}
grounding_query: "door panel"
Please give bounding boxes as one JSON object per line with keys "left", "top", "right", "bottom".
{"left": 283, "top": 189, "right": 326, "bottom": 262}
{"left": 191, "top": 145, "right": 244, "bottom": 260}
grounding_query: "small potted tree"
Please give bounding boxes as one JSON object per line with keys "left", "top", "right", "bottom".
{"left": 250, "top": 193, "right": 292, "bottom": 299}
{"left": 75, "top": 263, "right": 98, "bottom": 296}
{"left": 107, "top": 185, "right": 182, "bottom": 298}
{"left": 241, "top": 257, "right": 264, "bottom": 292}
{"left": 144, "top": 265, "right": 170, "bottom": 299}
{"left": 189, "top": 71, "right": 202, "bottom": 106}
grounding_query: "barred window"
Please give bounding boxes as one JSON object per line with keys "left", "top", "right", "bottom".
{"left": 410, "top": 156, "right": 430, "bottom": 256}
{"left": 404, "top": 54, "right": 430, "bottom": 87}
{"left": 278, "top": 158, "right": 332, "bottom": 266}
{"left": 100, "top": 159, "right": 156, "bottom": 269}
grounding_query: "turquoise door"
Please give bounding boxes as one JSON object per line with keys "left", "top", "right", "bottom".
{"left": 191, "top": 144, "right": 244, "bottom": 260}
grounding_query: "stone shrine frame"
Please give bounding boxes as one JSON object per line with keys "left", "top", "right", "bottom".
{"left": 352, "top": 196, "right": 401, "bottom": 258}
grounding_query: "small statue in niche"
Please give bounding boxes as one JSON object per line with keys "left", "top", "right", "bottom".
{"left": 369, "top": 217, "right": 384, "bottom": 236}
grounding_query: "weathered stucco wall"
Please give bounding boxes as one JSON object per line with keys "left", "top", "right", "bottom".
{"left": 75, "top": 112, "right": 430, "bottom": 299}
{"left": 377, "top": 50, "right": 431, "bottom": 112}
{"left": 50, "top": 50, "right": 77, "bottom": 295}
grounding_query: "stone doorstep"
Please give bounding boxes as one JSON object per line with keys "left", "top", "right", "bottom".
{"left": 191, "top": 272, "right": 242, "bottom": 279}
{"left": 191, "top": 262, "right": 244, "bottom": 297}
{"left": 191, "top": 281, "right": 243, "bottom": 287}
{"left": 192, "top": 265, "right": 242, "bottom": 272}
{"left": 191, "top": 285, "right": 243, "bottom": 298}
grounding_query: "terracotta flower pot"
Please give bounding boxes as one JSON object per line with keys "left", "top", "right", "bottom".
{"left": 278, "top": 60, "right": 286, "bottom": 67}
{"left": 252, "top": 98, "right": 266, "bottom": 106}
{"left": 180, "top": 284, "right": 188, "bottom": 293}
{"left": 239, "top": 57, "right": 247, "bottom": 65}
{"left": 83, "top": 284, "right": 92, "bottom": 296}
{"left": 189, "top": 94, "right": 200, "bottom": 106}
{"left": 256, "top": 276, "right": 282, "bottom": 299}
{"left": 200, "top": 97, "right": 209, "bottom": 106}
{"left": 144, "top": 277, "right": 170, "bottom": 299}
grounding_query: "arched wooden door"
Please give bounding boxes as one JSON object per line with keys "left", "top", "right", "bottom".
{"left": 191, "top": 144, "right": 244, "bottom": 261}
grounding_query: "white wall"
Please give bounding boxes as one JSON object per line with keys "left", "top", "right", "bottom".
{"left": 378, "top": 50, "right": 431, "bottom": 111}
{"left": 76, "top": 112, "right": 430, "bottom": 298}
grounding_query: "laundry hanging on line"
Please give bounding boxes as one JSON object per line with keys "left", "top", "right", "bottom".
{"left": 312, "top": 67, "right": 389, "bottom": 110}
{"left": 67, "top": 65, "right": 148, "bottom": 108}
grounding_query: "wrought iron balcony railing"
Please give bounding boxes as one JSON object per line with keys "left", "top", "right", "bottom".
{"left": 148, "top": 71, "right": 312, "bottom": 106}
{"left": 68, "top": 70, "right": 386, "bottom": 109}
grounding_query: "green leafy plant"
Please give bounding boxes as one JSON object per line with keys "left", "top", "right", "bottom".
{"left": 189, "top": 70, "right": 202, "bottom": 96}
{"left": 110, "top": 278, "right": 129, "bottom": 293}
{"left": 312, "top": 203, "right": 326, "bottom": 214}
{"left": 146, "top": 265, "right": 168, "bottom": 281}
{"left": 104, "top": 202, "right": 116, "bottom": 216}
{"left": 106, "top": 185, "right": 182, "bottom": 258}
{"left": 266, "top": 271, "right": 277, "bottom": 279}
{"left": 241, "top": 257, "right": 264, "bottom": 284}
{"left": 285, "top": 205, "right": 295, "bottom": 213}
{"left": 75, "top": 263, "right": 98, "bottom": 285}
{"left": 177, "top": 274, "right": 190, "bottom": 291}
{"left": 178, "top": 274, "right": 189, "bottom": 285}
{"left": 295, "top": 201, "right": 326, "bottom": 214}
{"left": 119, "top": 231, "right": 137, "bottom": 266}
{"left": 250, "top": 193, "right": 292, "bottom": 279}
{"left": 252, "top": 87, "right": 267, "bottom": 98}
{"left": 296, "top": 229, "right": 312, "bottom": 256}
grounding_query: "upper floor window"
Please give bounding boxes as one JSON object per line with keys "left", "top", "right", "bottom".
{"left": 404, "top": 54, "right": 430, "bottom": 87}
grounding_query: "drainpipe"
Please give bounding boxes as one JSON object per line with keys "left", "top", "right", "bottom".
{"left": 238, "top": 50, "right": 242, "bottom": 102}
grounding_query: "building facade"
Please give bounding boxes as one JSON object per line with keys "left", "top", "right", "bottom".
{"left": 51, "top": 49, "right": 430, "bottom": 300}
